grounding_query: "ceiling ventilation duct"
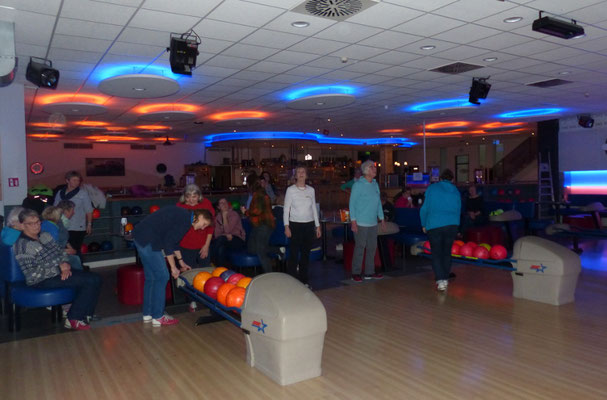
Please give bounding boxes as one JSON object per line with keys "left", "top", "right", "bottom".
{"left": 0, "top": 20, "right": 17, "bottom": 87}
{"left": 292, "top": 0, "right": 378, "bottom": 22}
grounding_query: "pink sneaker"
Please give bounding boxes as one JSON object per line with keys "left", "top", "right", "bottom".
{"left": 64, "top": 319, "right": 91, "bottom": 331}
{"left": 152, "top": 314, "right": 179, "bottom": 327}
{"left": 188, "top": 301, "right": 197, "bottom": 313}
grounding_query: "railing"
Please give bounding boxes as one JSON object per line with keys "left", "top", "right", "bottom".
{"left": 491, "top": 136, "right": 537, "bottom": 183}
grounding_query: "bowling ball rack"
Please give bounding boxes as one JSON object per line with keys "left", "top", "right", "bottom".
{"left": 178, "top": 276, "right": 243, "bottom": 328}
{"left": 417, "top": 245, "right": 517, "bottom": 272}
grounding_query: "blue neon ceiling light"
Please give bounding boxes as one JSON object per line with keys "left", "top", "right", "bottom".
{"left": 204, "top": 131, "right": 416, "bottom": 148}
{"left": 95, "top": 64, "right": 184, "bottom": 82}
{"left": 284, "top": 85, "right": 358, "bottom": 101}
{"left": 497, "top": 108, "right": 563, "bottom": 118}
{"left": 406, "top": 98, "right": 478, "bottom": 112}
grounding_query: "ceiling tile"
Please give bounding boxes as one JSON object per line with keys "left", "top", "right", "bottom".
{"left": 432, "top": 24, "right": 503, "bottom": 44}
{"left": 330, "top": 44, "right": 386, "bottom": 60}
{"left": 501, "top": 40, "right": 561, "bottom": 57}
{"left": 13, "top": 10, "right": 55, "bottom": 47}
{"left": 432, "top": 0, "right": 519, "bottom": 22}
{"left": 60, "top": 0, "right": 137, "bottom": 25}
{"left": 262, "top": 11, "right": 336, "bottom": 35}
{"left": 366, "top": 51, "right": 421, "bottom": 65}
{"left": 359, "top": 31, "right": 422, "bottom": 50}
{"left": 267, "top": 50, "right": 320, "bottom": 65}
{"left": 346, "top": 2, "right": 424, "bottom": 29}
{"left": 48, "top": 47, "right": 103, "bottom": 64}
{"left": 342, "top": 61, "right": 391, "bottom": 74}
{"left": 141, "top": 0, "right": 222, "bottom": 16}
{"left": 108, "top": 41, "right": 166, "bottom": 58}
{"left": 206, "top": 0, "right": 285, "bottom": 27}
{"left": 469, "top": 32, "right": 533, "bottom": 51}
{"left": 129, "top": 9, "right": 201, "bottom": 32}
{"left": 117, "top": 27, "right": 170, "bottom": 46}
{"left": 241, "top": 29, "right": 306, "bottom": 49}
{"left": 221, "top": 43, "right": 279, "bottom": 60}
{"left": 52, "top": 34, "right": 113, "bottom": 53}
{"left": 314, "top": 22, "right": 382, "bottom": 43}
{"left": 204, "top": 54, "right": 258, "bottom": 69}
{"left": 192, "top": 19, "right": 257, "bottom": 42}
{"left": 432, "top": 45, "right": 489, "bottom": 60}
{"left": 393, "top": 13, "right": 466, "bottom": 36}
{"left": 247, "top": 61, "right": 296, "bottom": 74}
{"left": 383, "top": 0, "right": 460, "bottom": 12}
{"left": 288, "top": 37, "right": 349, "bottom": 55}
{"left": 55, "top": 18, "right": 122, "bottom": 41}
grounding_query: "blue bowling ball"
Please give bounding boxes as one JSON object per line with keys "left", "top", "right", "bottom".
{"left": 100, "top": 240, "right": 113, "bottom": 251}
{"left": 121, "top": 206, "right": 131, "bottom": 216}
{"left": 130, "top": 206, "right": 143, "bottom": 215}
{"left": 220, "top": 270, "right": 235, "bottom": 282}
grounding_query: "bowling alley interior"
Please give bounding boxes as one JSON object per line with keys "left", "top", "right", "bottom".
{"left": 2, "top": 0, "right": 607, "bottom": 398}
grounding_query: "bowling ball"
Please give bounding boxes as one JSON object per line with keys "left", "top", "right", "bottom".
{"left": 149, "top": 205, "right": 160, "bottom": 214}
{"left": 506, "top": 189, "right": 513, "bottom": 196}
{"left": 514, "top": 189, "right": 521, "bottom": 195}
{"left": 490, "top": 245, "right": 507, "bottom": 260}
{"left": 422, "top": 241, "right": 431, "bottom": 254}
{"left": 100, "top": 240, "right": 113, "bottom": 251}
{"left": 212, "top": 267, "right": 228, "bottom": 277}
{"left": 451, "top": 243, "right": 461, "bottom": 256}
{"left": 130, "top": 206, "right": 143, "bottom": 215}
{"left": 226, "top": 287, "right": 246, "bottom": 309}
{"left": 220, "top": 270, "right": 235, "bottom": 282}
{"left": 203, "top": 277, "right": 224, "bottom": 300}
{"left": 454, "top": 240, "right": 465, "bottom": 247}
{"left": 473, "top": 246, "right": 489, "bottom": 259}
{"left": 87, "top": 242, "right": 101, "bottom": 252}
{"left": 236, "top": 277, "right": 252, "bottom": 289}
{"left": 465, "top": 241, "right": 477, "bottom": 249}
{"left": 498, "top": 189, "right": 505, "bottom": 195}
{"left": 92, "top": 209, "right": 101, "bottom": 219}
{"left": 459, "top": 243, "right": 475, "bottom": 257}
{"left": 124, "top": 222, "right": 134, "bottom": 233}
{"left": 80, "top": 244, "right": 89, "bottom": 254}
{"left": 227, "top": 273, "right": 245, "bottom": 285}
{"left": 479, "top": 243, "right": 491, "bottom": 251}
{"left": 232, "top": 201, "right": 240, "bottom": 211}
{"left": 126, "top": 240, "right": 136, "bottom": 249}
{"left": 216, "top": 283, "right": 236, "bottom": 306}
{"left": 121, "top": 206, "right": 131, "bottom": 216}
{"left": 193, "top": 271, "right": 212, "bottom": 292}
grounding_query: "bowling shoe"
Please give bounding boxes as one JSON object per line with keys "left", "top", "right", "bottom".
{"left": 143, "top": 315, "right": 152, "bottom": 323}
{"left": 65, "top": 319, "right": 91, "bottom": 331}
{"left": 364, "top": 273, "right": 383, "bottom": 280}
{"left": 351, "top": 274, "right": 363, "bottom": 282}
{"left": 437, "top": 280, "right": 448, "bottom": 291}
{"left": 152, "top": 314, "right": 179, "bottom": 327}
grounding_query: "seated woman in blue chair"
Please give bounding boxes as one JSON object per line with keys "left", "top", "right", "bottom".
{"left": 13, "top": 209, "right": 102, "bottom": 331}
{"left": 212, "top": 198, "right": 246, "bottom": 267}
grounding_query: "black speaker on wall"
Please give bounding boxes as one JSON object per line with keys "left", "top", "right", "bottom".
{"left": 578, "top": 115, "right": 594, "bottom": 128}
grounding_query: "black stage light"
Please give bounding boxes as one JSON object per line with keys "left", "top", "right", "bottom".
{"left": 169, "top": 31, "right": 201, "bottom": 75}
{"left": 26, "top": 57, "right": 59, "bottom": 89}
{"left": 578, "top": 115, "right": 594, "bottom": 128}
{"left": 468, "top": 77, "right": 491, "bottom": 105}
{"left": 532, "top": 12, "right": 585, "bottom": 39}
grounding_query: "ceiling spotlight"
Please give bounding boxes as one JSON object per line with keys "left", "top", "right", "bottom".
{"left": 420, "top": 45, "right": 436, "bottom": 50}
{"left": 578, "top": 114, "right": 594, "bottom": 128}
{"left": 532, "top": 11, "right": 585, "bottom": 39}
{"left": 168, "top": 30, "right": 201, "bottom": 76}
{"left": 503, "top": 16, "right": 523, "bottom": 23}
{"left": 483, "top": 57, "right": 498, "bottom": 62}
{"left": 468, "top": 77, "right": 491, "bottom": 105}
{"left": 26, "top": 57, "right": 59, "bottom": 89}
{"left": 291, "top": 21, "right": 310, "bottom": 28}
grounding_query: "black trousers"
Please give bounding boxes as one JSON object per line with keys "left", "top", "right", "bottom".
{"left": 69, "top": 230, "right": 87, "bottom": 258}
{"left": 287, "top": 221, "right": 315, "bottom": 284}
{"left": 426, "top": 225, "right": 459, "bottom": 281}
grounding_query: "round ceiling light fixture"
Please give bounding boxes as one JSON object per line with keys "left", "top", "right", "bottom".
{"left": 420, "top": 45, "right": 436, "bottom": 50}
{"left": 503, "top": 16, "right": 523, "bottom": 23}
{"left": 291, "top": 21, "right": 310, "bottom": 28}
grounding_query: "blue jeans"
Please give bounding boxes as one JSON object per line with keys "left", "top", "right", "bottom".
{"left": 33, "top": 270, "right": 102, "bottom": 321}
{"left": 68, "top": 254, "right": 83, "bottom": 270}
{"left": 426, "top": 225, "right": 459, "bottom": 281}
{"left": 135, "top": 241, "right": 169, "bottom": 319}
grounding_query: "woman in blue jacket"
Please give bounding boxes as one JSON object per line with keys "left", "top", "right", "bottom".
{"left": 420, "top": 169, "right": 461, "bottom": 291}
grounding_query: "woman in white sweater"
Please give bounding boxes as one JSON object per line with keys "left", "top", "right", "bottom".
{"left": 283, "top": 166, "right": 321, "bottom": 286}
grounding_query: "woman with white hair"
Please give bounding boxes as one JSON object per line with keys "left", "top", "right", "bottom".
{"left": 1, "top": 206, "right": 25, "bottom": 245}
{"left": 349, "top": 160, "right": 385, "bottom": 282}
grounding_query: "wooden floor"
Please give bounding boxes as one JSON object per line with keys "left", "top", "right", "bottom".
{"left": 2, "top": 263, "right": 607, "bottom": 399}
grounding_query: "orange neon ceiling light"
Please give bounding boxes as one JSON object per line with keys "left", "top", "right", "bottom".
{"left": 85, "top": 135, "right": 141, "bottom": 141}
{"left": 415, "top": 130, "right": 485, "bottom": 137}
{"left": 105, "top": 126, "right": 128, "bottom": 131}
{"left": 152, "top": 136, "right": 181, "bottom": 142}
{"left": 74, "top": 121, "right": 109, "bottom": 127}
{"left": 38, "top": 93, "right": 110, "bottom": 105}
{"left": 481, "top": 122, "right": 524, "bottom": 129}
{"left": 208, "top": 111, "right": 268, "bottom": 121}
{"left": 136, "top": 125, "right": 171, "bottom": 130}
{"left": 133, "top": 103, "right": 200, "bottom": 114}
{"left": 379, "top": 129, "right": 404, "bottom": 133}
{"left": 27, "top": 133, "right": 62, "bottom": 138}
{"left": 425, "top": 121, "right": 470, "bottom": 130}
{"left": 29, "top": 122, "right": 65, "bottom": 128}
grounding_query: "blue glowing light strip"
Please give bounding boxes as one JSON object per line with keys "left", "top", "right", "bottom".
{"left": 95, "top": 64, "right": 184, "bottom": 81}
{"left": 204, "top": 132, "right": 416, "bottom": 147}
{"left": 406, "top": 98, "right": 477, "bottom": 112}
{"left": 564, "top": 170, "right": 607, "bottom": 188}
{"left": 284, "top": 85, "right": 357, "bottom": 101}
{"left": 496, "top": 108, "right": 564, "bottom": 118}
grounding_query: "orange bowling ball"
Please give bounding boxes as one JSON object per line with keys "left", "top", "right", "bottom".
{"left": 236, "top": 277, "right": 252, "bottom": 289}
{"left": 216, "top": 283, "right": 236, "bottom": 306}
{"left": 192, "top": 271, "right": 212, "bottom": 292}
{"left": 226, "top": 287, "right": 246, "bottom": 308}
{"left": 212, "top": 267, "right": 228, "bottom": 277}
{"left": 124, "top": 222, "right": 134, "bottom": 233}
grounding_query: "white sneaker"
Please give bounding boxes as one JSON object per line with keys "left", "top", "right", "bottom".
{"left": 143, "top": 315, "right": 152, "bottom": 323}
{"left": 188, "top": 301, "right": 197, "bottom": 312}
{"left": 437, "top": 280, "right": 448, "bottom": 291}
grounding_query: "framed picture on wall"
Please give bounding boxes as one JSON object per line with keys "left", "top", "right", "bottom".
{"left": 86, "top": 158, "right": 125, "bottom": 176}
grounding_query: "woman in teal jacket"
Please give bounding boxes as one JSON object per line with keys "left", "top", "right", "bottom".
{"left": 420, "top": 169, "right": 461, "bottom": 291}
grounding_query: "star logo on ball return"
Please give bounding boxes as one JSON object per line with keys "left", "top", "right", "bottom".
{"left": 530, "top": 264, "right": 547, "bottom": 273}
{"left": 252, "top": 319, "right": 267, "bottom": 333}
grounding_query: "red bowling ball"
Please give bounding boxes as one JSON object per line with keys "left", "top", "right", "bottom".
{"left": 490, "top": 245, "right": 508, "bottom": 260}
{"left": 451, "top": 243, "right": 461, "bottom": 255}
{"left": 203, "top": 277, "right": 224, "bottom": 300}
{"left": 423, "top": 241, "right": 431, "bottom": 254}
{"left": 473, "top": 246, "right": 490, "bottom": 259}
{"left": 227, "top": 273, "right": 245, "bottom": 285}
{"left": 92, "top": 208, "right": 101, "bottom": 219}
{"left": 80, "top": 244, "right": 89, "bottom": 254}
{"left": 459, "top": 243, "right": 475, "bottom": 257}
{"left": 149, "top": 205, "right": 160, "bottom": 214}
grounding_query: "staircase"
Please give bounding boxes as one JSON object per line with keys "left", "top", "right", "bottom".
{"left": 491, "top": 136, "right": 537, "bottom": 184}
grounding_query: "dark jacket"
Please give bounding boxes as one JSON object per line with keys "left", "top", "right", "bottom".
{"left": 132, "top": 206, "right": 192, "bottom": 255}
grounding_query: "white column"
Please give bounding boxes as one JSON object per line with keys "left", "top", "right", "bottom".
{"left": 0, "top": 82, "right": 27, "bottom": 213}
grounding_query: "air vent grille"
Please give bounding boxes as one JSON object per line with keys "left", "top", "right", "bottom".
{"left": 130, "top": 144, "right": 156, "bottom": 150}
{"left": 292, "top": 0, "right": 378, "bottom": 22}
{"left": 64, "top": 143, "right": 93, "bottom": 149}
{"left": 431, "top": 62, "right": 484, "bottom": 75}
{"left": 526, "top": 79, "right": 572, "bottom": 88}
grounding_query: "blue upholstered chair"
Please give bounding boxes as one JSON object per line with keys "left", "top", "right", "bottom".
{"left": 0, "top": 244, "right": 74, "bottom": 332}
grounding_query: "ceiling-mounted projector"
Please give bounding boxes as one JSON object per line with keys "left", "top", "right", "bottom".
{"left": 532, "top": 12, "right": 585, "bottom": 39}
